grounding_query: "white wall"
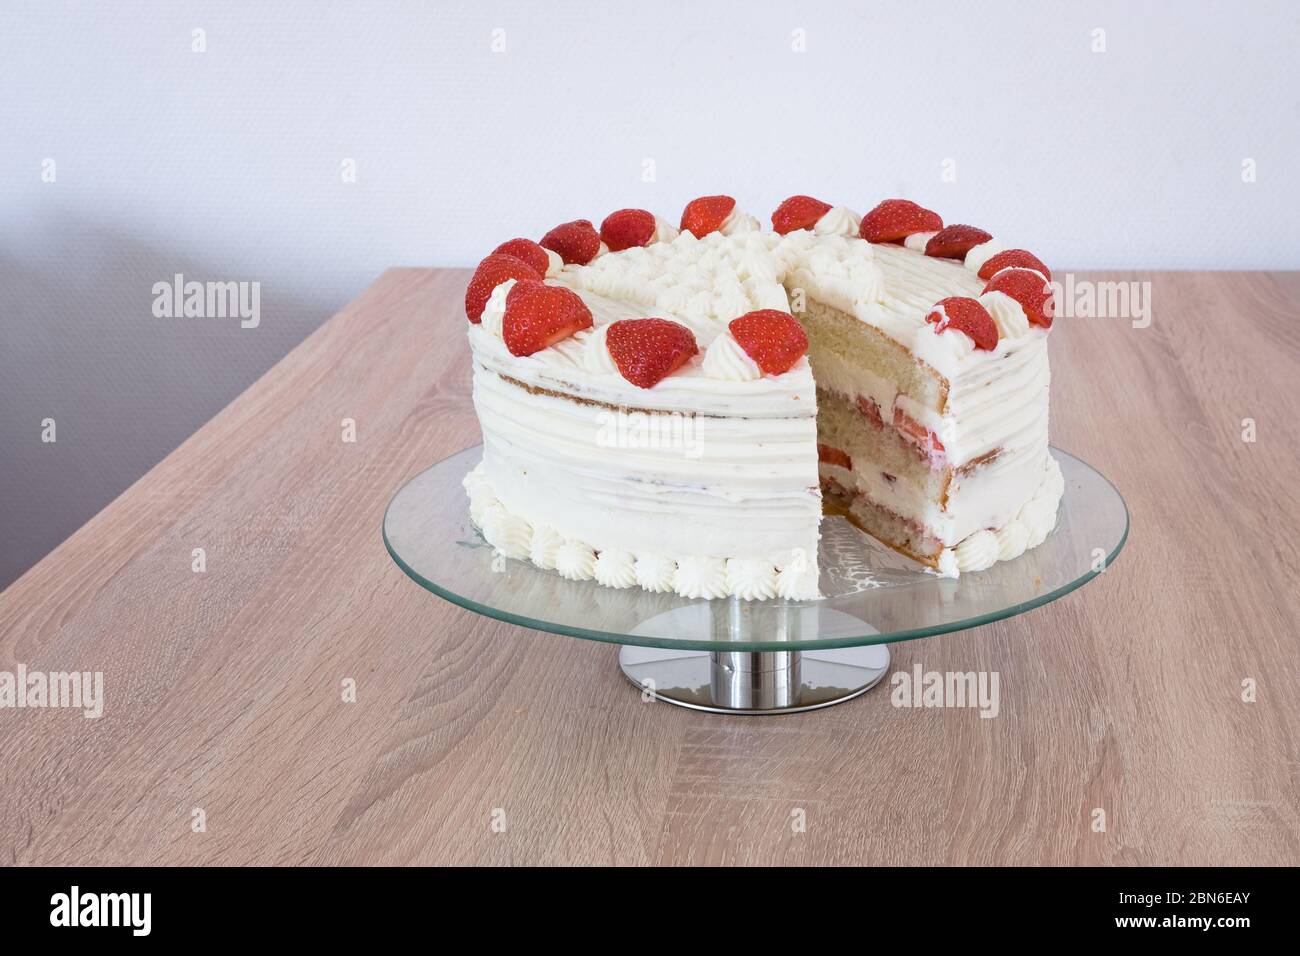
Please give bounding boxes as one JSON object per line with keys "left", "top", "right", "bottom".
{"left": 1, "top": 0, "right": 1297, "bottom": 587}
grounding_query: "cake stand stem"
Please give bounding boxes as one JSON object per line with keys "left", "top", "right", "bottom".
{"left": 618, "top": 644, "right": 891, "bottom": 715}
{"left": 712, "top": 650, "right": 801, "bottom": 709}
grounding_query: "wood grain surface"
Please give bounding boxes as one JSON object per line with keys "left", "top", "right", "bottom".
{"left": 2, "top": 269, "right": 1297, "bottom": 867}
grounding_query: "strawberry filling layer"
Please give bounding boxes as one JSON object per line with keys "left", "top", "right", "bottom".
{"left": 817, "top": 442, "right": 852, "bottom": 470}
{"left": 849, "top": 395, "right": 947, "bottom": 470}
{"left": 892, "top": 406, "right": 947, "bottom": 470}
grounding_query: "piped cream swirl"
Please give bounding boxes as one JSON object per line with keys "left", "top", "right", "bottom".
{"left": 776, "top": 548, "right": 819, "bottom": 599}
{"left": 702, "top": 333, "right": 762, "bottom": 381}
{"left": 481, "top": 279, "right": 515, "bottom": 339}
{"left": 813, "top": 206, "right": 862, "bottom": 237}
{"left": 673, "top": 556, "right": 728, "bottom": 599}
{"left": 583, "top": 324, "right": 619, "bottom": 375}
{"left": 530, "top": 525, "right": 563, "bottom": 569}
{"left": 483, "top": 509, "right": 532, "bottom": 559}
{"left": 725, "top": 558, "right": 778, "bottom": 600}
{"left": 651, "top": 217, "right": 680, "bottom": 243}
{"left": 634, "top": 553, "right": 677, "bottom": 593}
{"left": 720, "top": 208, "right": 761, "bottom": 235}
{"left": 544, "top": 249, "right": 565, "bottom": 277}
{"left": 963, "top": 240, "right": 1006, "bottom": 275}
{"left": 953, "top": 529, "right": 998, "bottom": 572}
{"left": 593, "top": 549, "right": 637, "bottom": 588}
{"left": 555, "top": 540, "right": 597, "bottom": 580}
{"left": 904, "top": 231, "right": 938, "bottom": 252}
{"left": 978, "top": 291, "right": 1031, "bottom": 339}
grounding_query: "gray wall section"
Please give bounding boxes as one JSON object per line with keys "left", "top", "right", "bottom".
{"left": 0, "top": 222, "right": 347, "bottom": 590}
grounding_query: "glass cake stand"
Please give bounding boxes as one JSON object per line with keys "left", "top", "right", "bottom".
{"left": 383, "top": 445, "right": 1128, "bottom": 715}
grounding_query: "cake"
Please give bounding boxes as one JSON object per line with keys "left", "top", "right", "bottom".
{"left": 459, "top": 195, "right": 1062, "bottom": 600}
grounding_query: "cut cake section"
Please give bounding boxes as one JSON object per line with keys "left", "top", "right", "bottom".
{"left": 774, "top": 228, "right": 1055, "bottom": 571}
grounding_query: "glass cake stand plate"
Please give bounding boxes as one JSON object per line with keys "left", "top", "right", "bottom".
{"left": 383, "top": 445, "right": 1128, "bottom": 715}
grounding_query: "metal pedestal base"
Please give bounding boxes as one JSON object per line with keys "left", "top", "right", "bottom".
{"left": 618, "top": 644, "right": 891, "bottom": 715}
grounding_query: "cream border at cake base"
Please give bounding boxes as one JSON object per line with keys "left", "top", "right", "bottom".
{"left": 462, "top": 461, "right": 820, "bottom": 601}
{"left": 935, "top": 452, "right": 1064, "bottom": 576}
{"left": 462, "top": 451, "right": 1065, "bottom": 596}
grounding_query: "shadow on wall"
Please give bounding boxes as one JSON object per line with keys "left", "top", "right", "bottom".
{"left": 0, "top": 217, "right": 342, "bottom": 591}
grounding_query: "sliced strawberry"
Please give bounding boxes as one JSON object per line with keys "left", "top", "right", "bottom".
{"left": 817, "top": 443, "right": 852, "bottom": 470}
{"left": 599, "top": 208, "right": 657, "bottom": 251}
{"left": 539, "top": 219, "right": 601, "bottom": 265}
{"left": 893, "top": 407, "right": 947, "bottom": 469}
{"left": 605, "top": 317, "right": 699, "bottom": 388}
{"left": 464, "top": 253, "right": 542, "bottom": 323}
{"left": 491, "top": 238, "right": 551, "bottom": 276}
{"left": 925, "top": 224, "right": 993, "bottom": 259}
{"left": 924, "top": 296, "right": 999, "bottom": 350}
{"left": 679, "top": 195, "right": 736, "bottom": 237}
{"left": 977, "top": 248, "right": 1051, "bottom": 281}
{"left": 771, "top": 195, "right": 833, "bottom": 235}
{"left": 727, "top": 309, "right": 809, "bottom": 375}
{"left": 501, "top": 280, "right": 593, "bottom": 355}
{"left": 856, "top": 395, "right": 884, "bottom": 429}
{"left": 859, "top": 199, "right": 943, "bottom": 243}
{"left": 983, "top": 268, "right": 1055, "bottom": 328}
{"left": 892, "top": 408, "right": 937, "bottom": 446}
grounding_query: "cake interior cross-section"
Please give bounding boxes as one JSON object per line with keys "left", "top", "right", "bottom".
{"left": 458, "top": 194, "right": 1061, "bottom": 601}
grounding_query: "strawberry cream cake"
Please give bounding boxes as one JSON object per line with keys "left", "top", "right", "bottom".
{"left": 460, "top": 195, "right": 1062, "bottom": 600}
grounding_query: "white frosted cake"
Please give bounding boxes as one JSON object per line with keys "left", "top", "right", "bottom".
{"left": 460, "top": 195, "right": 1061, "bottom": 600}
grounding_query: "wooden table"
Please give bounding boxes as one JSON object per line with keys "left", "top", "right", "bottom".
{"left": 2, "top": 269, "right": 1297, "bottom": 866}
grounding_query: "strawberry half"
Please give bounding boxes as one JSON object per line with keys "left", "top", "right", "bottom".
{"left": 727, "top": 309, "right": 809, "bottom": 375}
{"left": 501, "top": 280, "right": 593, "bottom": 355}
{"left": 605, "top": 318, "right": 699, "bottom": 388}
{"left": 680, "top": 195, "right": 736, "bottom": 238}
{"left": 771, "top": 195, "right": 833, "bottom": 235}
{"left": 859, "top": 199, "right": 943, "bottom": 243}
{"left": 540, "top": 219, "right": 601, "bottom": 265}
{"left": 925, "top": 224, "right": 993, "bottom": 259}
{"left": 817, "top": 443, "right": 852, "bottom": 470}
{"left": 977, "top": 248, "right": 1051, "bottom": 282}
{"left": 600, "top": 208, "right": 657, "bottom": 251}
{"left": 492, "top": 238, "right": 551, "bottom": 276}
{"left": 464, "top": 253, "right": 542, "bottom": 323}
{"left": 924, "top": 296, "right": 999, "bottom": 350}
{"left": 983, "top": 268, "right": 1055, "bottom": 328}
